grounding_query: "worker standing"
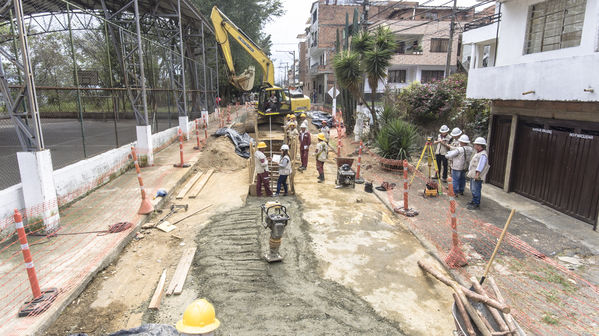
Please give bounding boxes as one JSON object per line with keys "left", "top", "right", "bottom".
{"left": 287, "top": 122, "right": 299, "bottom": 160}
{"left": 433, "top": 125, "right": 452, "bottom": 182}
{"left": 254, "top": 142, "right": 273, "bottom": 197}
{"left": 445, "top": 134, "right": 472, "bottom": 197}
{"left": 467, "top": 137, "right": 490, "bottom": 210}
{"left": 320, "top": 120, "right": 330, "bottom": 141}
{"left": 276, "top": 144, "right": 292, "bottom": 196}
{"left": 298, "top": 124, "right": 311, "bottom": 171}
{"left": 298, "top": 113, "right": 307, "bottom": 129}
{"left": 315, "top": 133, "right": 328, "bottom": 183}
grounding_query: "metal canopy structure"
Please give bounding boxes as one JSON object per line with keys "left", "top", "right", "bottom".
{"left": 0, "top": 0, "right": 219, "bottom": 152}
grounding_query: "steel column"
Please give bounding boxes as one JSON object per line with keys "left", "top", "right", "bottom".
{"left": 67, "top": 4, "right": 87, "bottom": 157}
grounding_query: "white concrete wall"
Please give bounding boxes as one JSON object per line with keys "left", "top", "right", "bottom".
{"left": 496, "top": 0, "right": 599, "bottom": 66}
{"left": 467, "top": 53, "right": 599, "bottom": 101}
{"left": 462, "top": 22, "right": 498, "bottom": 45}
{"left": 0, "top": 124, "right": 184, "bottom": 238}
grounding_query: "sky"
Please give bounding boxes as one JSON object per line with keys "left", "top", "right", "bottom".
{"left": 264, "top": 0, "right": 482, "bottom": 84}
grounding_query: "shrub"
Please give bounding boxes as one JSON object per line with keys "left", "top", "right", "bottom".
{"left": 376, "top": 119, "right": 419, "bottom": 160}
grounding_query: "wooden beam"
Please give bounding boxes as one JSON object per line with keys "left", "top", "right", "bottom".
{"left": 176, "top": 170, "right": 204, "bottom": 199}
{"left": 148, "top": 269, "right": 167, "bottom": 309}
{"left": 166, "top": 247, "right": 197, "bottom": 295}
{"left": 189, "top": 169, "right": 214, "bottom": 198}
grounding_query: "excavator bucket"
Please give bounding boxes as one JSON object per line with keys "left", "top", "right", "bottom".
{"left": 232, "top": 66, "right": 255, "bottom": 91}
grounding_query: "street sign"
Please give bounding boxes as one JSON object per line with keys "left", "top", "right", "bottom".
{"left": 327, "top": 86, "right": 339, "bottom": 98}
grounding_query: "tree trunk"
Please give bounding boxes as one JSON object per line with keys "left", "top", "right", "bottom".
{"left": 340, "top": 88, "right": 355, "bottom": 135}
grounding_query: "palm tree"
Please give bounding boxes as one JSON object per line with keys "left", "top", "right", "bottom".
{"left": 333, "top": 26, "right": 396, "bottom": 137}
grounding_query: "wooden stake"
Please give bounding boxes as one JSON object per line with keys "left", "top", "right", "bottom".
{"left": 148, "top": 269, "right": 167, "bottom": 309}
{"left": 453, "top": 293, "right": 476, "bottom": 336}
{"left": 480, "top": 209, "right": 515, "bottom": 284}
{"left": 471, "top": 277, "right": 509, "bottom": 332}
{"left": 418, "top": 260, "right": 492, "bottom": 336}
{"left": 488, "top": 277, "right": 519, "bottom": 335}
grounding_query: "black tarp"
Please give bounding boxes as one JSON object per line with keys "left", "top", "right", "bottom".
{"left": 310, "top": 111, "right": 333, "bottom": 128}
{"left": 71, "top": 324, "right": 179, "bottom": 336}
{"left": 214, "top": 127, "right": 254, "bottom": 158}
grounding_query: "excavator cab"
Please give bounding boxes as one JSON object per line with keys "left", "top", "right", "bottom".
{"left": 259, "top": 87, "right": 291, "bottom": 115}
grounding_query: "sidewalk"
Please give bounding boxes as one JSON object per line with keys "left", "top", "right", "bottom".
{"left": 0, "top": 110, "right": 239, "bottom": 335}
{"left": 346, "top": 135, "right": 599, "bottom": 335}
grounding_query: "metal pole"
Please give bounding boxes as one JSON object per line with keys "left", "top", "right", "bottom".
{"left": 14, "top": 0, "right": 44, "bottom": 150}
{"left": 104, "top": 19, "right": 119, "bottom": 147}
{"left": 133, "top": 0, "right": 149, "bottom": 125}
{"left": 177, "top": 0, "right": 188, "bottom": 116}
{"left": 201, "top": 24, "right": 208, "bottom": 111}
{"left": 67, "top": 4, "right": 87, "bottom": 157}
{"left": 445, "top": 0, "right": 458, "bottom": 78}
{"left": 215, "top": 41, "right": 219, "bottom": 100}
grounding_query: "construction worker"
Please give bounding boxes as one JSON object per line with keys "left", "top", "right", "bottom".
{"left": 287, "top": 122, "right": 299, "bottom": 159}
{"left": 433, "top": 125, "right": 452, "bottom": 182}
{"left": 445, "top": 134, "right": 473, "bottom": 197}
{"left": 176, "top": 298, "right": 220, "bottom": 335}
{"left": 298, "top": 123, "right": 311, "bottom": 171}
{"left": 320, "top": 120, "right": 330, "bottom": 141}
{"left": 276, "top": 144, "right": 292, "bottom": 196}
{"left": 255, "top": 142, "right": 273, "bottom": 197}
{"left": 298, "top": 113, "right": 307, "bottom": 128}
{"left": 315, "top": 133, "right": 328, "bottom": 183}
{"left": 467, "top": 137, "right": 490, "bottom": 210}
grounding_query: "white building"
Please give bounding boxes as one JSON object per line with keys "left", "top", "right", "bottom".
{"left": 464, "top": 0, "right": 599, "bottom": 228}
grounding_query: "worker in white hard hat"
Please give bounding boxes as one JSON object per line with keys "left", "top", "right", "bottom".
{"left": 176, "top": 298, "right": 220, "bottom": 336}
{"left": 298, "top": 123, "right": 311, "bottom": 171}
{"left": 466, "top": 137, "right": 490, "bottom": 210}
{"left": 433, "top": 125, "right": 452, "bottom": 182}
{"left": 445, "top": 134, "right": 473, "bottom": 197}
{"left": 254, "top": 142, "right": 273, "bottom": 197}
{"left": 315, "top": 133, "right": 328, "bottom": 183}
{"left": 275, "top": 144, "right": 292, "bottom": 196}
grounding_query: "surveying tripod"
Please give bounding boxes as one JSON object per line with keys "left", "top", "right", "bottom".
{"left": 409, "top": 137, "right": 444, "bottom": 194}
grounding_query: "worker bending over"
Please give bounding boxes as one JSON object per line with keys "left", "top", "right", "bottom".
{"left": 315, "top": 133, "right": 328, "bottom": 183}
{"left": 254, "top": 142, "right": 272, "bottom": 197}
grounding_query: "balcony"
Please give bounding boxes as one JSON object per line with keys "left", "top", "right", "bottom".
{"left": 464, "top": 13, "right": 501, "bottom": 32}
{"left": 309, "top": 63, "right": 329, "bottom": 74}
{"left": 466, "top": 53, "right": 599, "bottom": 102}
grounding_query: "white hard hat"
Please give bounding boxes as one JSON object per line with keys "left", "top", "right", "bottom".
{"left": 281, "top": 144, "right": 289, "bottom": 151}
{"left": 458, "top": 134, "right": 470, "bottom": 143}
{"left": 439, "top": 125, "right": 450, "bottom": 133}
{"left": 473, "top": 137, "right": 487, "bottom": 146}
{"left": 450, "top": 127, "right": 462, "bottom": 137}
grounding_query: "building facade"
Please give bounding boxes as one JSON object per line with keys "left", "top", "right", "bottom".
{"left": 465, "top": 0, "right": 599, "bottom": 227}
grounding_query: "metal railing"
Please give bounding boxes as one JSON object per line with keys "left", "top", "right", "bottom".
{"left": 464, "top": 13, "right": 501, "bottom": 32}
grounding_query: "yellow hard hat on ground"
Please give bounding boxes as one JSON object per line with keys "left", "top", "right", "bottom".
{"left": 317, "top": 133, "right": 326, "bottom": 141}
{"left": 300, "top": 113, "right": 307, "bottom": 117}
{"left": 176, "top": 299, "right": 221, "bottom": 334}
{"left": 257, "top": 142, "right": 267, "bottom": 149}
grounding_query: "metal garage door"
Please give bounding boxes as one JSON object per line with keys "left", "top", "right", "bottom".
{"left": 512, "top": 118, "right": 599, "bottom": 224}
{"left": 487, "top": 115, "right": 512, "bottom": 188}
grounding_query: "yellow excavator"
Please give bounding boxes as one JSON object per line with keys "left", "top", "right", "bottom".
{"left": 210, "top": 6, "right": 310, "bottom": 120}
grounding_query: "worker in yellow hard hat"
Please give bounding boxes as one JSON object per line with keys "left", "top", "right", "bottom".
{"left": 298, "top": 113, "right": 307, "bottom": 129}
{"left": 314, "top": 133, "right": 328, "bottom": 183}
{"left": 254, "top": 142, "right": 273, "bottom": 196}
{"left": 176, "top": 299, "right": 220, "bottom": 335}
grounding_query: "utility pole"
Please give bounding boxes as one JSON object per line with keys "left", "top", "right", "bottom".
{"left": 362, "top": 0, "right": 369, "bottom": 32}
{"left": 445, "top": 0, "right": 457, "bottom": 78}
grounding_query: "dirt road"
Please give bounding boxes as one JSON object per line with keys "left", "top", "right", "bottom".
{"left": 46, "top": 121, "right": 453, "bottom": 336}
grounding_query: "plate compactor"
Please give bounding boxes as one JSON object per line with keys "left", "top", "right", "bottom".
{"left": 261, "top": 201, "right": 290, "bottom": 263}
{"left": 335, "top": 157, "right": 356, "bottom": 188}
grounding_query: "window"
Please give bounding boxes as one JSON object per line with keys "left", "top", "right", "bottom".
{"left": 430, "top": 38, "right": 449, "bottom": 52}
{"left": 525, "top": 0, "right": 586, "bottom": 54}
{"left": 421, "top": 70, "right": 444, "bottom": 83}
{"left": 388, "top": 70, "right": 406, "bottom": 83}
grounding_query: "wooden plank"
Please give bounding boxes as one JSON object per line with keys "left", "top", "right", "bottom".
{"left": 166, "top": 247, "right": 197, "bottom": 295}
{"left": 148, "top": 269, "right": 167, "bottom": 309}
{"left": 176, "top": 171, "right": 204, "bottom": 199}
{"left": 189, "top": 169, "right": 214, "bottom": 198}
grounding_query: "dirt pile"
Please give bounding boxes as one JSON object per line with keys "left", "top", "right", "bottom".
{"left": 198, "top": 136, "right": 248, "bottom": 171}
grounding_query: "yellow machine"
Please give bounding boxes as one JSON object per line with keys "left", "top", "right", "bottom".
{"left": 210, "top": 6, "right": 310, "bottom": 117}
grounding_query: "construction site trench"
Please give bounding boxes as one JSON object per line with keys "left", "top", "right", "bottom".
{"left": 45, "top": 122, "right": 454, "bottom": 336}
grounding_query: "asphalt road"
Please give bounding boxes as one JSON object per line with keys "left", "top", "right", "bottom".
{"left": 0, "top": 118, "right": 177, "bottom": 189}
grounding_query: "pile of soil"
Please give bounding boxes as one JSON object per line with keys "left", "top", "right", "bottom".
{"left": 198, "top": 136, "right": 248, "bottom": 171}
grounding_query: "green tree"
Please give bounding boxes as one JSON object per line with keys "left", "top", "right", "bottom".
{"left": 333, "top": 26, "right": 396, "bottom": 138}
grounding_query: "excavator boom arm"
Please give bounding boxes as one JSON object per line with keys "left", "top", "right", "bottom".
{"left": 210, "top": 6, "right": 274, "bottom": 89}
